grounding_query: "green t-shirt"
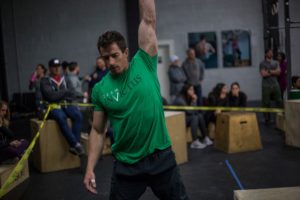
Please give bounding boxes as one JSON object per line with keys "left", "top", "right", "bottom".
{"left": 91, "top": 49, "right": 171, "bottom": 164}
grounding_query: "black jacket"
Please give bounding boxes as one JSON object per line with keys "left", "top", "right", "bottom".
{"left": 40, "top": 76, "right": 76, "bottom": 103}
{"left": 0, "top": 126, "right": 15, "bottom": 149}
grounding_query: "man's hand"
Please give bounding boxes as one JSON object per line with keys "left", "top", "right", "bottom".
{"left": 83, "top": 170, "right": 98, "bottom": 194}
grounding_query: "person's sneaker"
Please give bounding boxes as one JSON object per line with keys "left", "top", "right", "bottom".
{"left": 204, "top": 136, "right": 213, "bottom": 145}
{"left": 190, "top": 139, "right": 206, "bottom": 149}
{"left": 69, "top": 144, "right": 85, "bottom": 156}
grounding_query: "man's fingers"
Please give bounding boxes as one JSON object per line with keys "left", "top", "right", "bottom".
{"left": 85, "top": 179, "right": 98, "bottom": 194}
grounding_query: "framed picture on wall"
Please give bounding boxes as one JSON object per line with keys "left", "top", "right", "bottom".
{"left": 188, "top": 32, "right": 218, "bottom": 69}
{"left": 222, "top": 30, "right": 251, "bottom": 67}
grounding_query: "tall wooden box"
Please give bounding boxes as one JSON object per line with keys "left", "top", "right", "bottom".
{"left": 215, "top": 112, "right": 262, "bottom": 153}
{"left": 234, "top": 186, "right": 300, "bottom": 200}
{"left": 164, "top": 111, "right": 188, "bottom": 165}
{"left": 276, "top": 112, "right": 286, "bottom": 132}
{"left": 80, "top": 133, "right": 112, "bottom": 155}
{"left": 285, "top": 100, "right": 300, "bottom": 147}
{"left": 0, "top": 161, "right": 29, "bottom": 194}
{"left": 30, "top": 119, "right": 80, "bottom": 172}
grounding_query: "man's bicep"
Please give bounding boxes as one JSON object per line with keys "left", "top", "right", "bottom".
{"left": 138, "top": 20, "right": 158, "bottom": 57}
{"left": 92, "top": 111, "right": 107, "bottom": 134}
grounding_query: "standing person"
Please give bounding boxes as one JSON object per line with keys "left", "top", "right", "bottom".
{"left": 87, "top": 57, "right": 108, "bottom": 92}
{"left": 66, "top": 61, "right": 88, "bottom": 102}
{"left": 228, "top": 82, "right": 247, "bottom": 107}
{"left": 277, "top": 52, "right": 287, "bottom": 98}
{"left": 174, "top": 84, "right": 212, "bottom": 149}
{"left": 29, "top": 64, "right": 47, "bottom": 113}
{"left": 0, "top": 101, "right": 28, "bottom": 164}
{"left": 83, "top": 0, "right": 189, "bottom": 199}
{"left": 168, "top": 55, "right": 186, "bottom": 102}
{"left": 259, "top": 49, "right": 282, "bottom": 123}
{"left": 40, "top": 58, "right": 84, "bottom": 156}
{"left": 182, "top": 48, "right": 205, "bottom": 106}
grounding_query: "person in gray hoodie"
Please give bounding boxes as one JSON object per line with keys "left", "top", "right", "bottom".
{"left": 182, "top": 48, "right": 205, "bottom": 106}
{"left": 168, "top": 55, "right": 186, "bottom": 102}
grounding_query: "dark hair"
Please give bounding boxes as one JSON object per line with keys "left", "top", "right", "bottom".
{"left": 68, "top": 62, "right": 78, "bottom": 72}
{"left": 292, "top": 76, "right": 300, "bottom": 87}
{"left": 213, "top": 83, "right": 226, "bottom": 98}
{"left": 265, "top": 48, "right": 272, "bottom": 55}
{"left": 278, "top": 52, "right": 286, "bottom": 61}
{"left": 200, "top": 35, "right": 205, "bottom": 40}
{"left": 36, "top": 64, "right": 47, "bottom": 74}
{"left": 180, "top": 84, "right": 194, "bottom": 104}
{"left": 61, "top": 61, "right": 69, "bottom": 71}
{"left": 231, "top": 82, "right": 240, "bottom": 89}
{"left": 97, "top": 31, "right": 127, "bottom": 53}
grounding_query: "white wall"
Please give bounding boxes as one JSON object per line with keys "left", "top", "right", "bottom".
{"left": 156, "top": 0, "right": 264, "bottom": 100}
{"left": 1, "top": 0, "right": 127, "bottom": 99}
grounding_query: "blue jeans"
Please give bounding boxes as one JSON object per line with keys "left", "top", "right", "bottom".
{"left": 50, "top": 106, "right": 83, "bottom": 147}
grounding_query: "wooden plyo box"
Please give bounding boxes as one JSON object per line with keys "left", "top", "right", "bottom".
{"left": 276, "top": 112, "right": 286, "bottom": 132}
{"left": 234, "top": 186, "right": 300, "bottom": 200}
{"left": 164, "top": 111, "right": 188, "bottom": 165}
{"left": 80, "top": 133, "right": 112, "bottom": 156}
{"left": 215, "top": 112, "right": 262, "bottom": 153}
{"left": 0, "top": 161, "right": 29, "bottom": 194}
{"left": 30, "top": 119, "right": 80, "bottom": 172}
{"left": 285, "top": 100, "right": 300, "bottom": 148}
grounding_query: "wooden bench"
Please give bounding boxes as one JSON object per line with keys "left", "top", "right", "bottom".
{"left": 0, "top": 161, "right": 29, "bottom": 194}
{"left": 30, "top": 119, "right": 80, "bottom": 172}
{"left": 215, "top": 112, "right": 262, "bottom": 153}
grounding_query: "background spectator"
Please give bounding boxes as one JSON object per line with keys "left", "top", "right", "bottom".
{"left": 168, "top": 55, "right": 186, "bottom": 102}
{"left": 174, "top": 84, "right": 212, "bottom": 149}
{"left": 0, "top": 101, "right": 28, "bottom": 164}
{"left": 228, "top": 82, "right": 247, "bottom": 107}
{"left": 40, "top": 58, "right": 84, "bottom": 156}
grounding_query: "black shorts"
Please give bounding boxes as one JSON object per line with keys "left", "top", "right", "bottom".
{"left": 110, "top": 148, "right": 189, "bottom": 200}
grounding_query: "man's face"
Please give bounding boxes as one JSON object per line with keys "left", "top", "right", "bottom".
{"left": 49, "top": 65, "right": 61, "bottom": 76}
{"left": 187, "top": 49, "right": 195, "bottom": 60}
{"left": 266, "top": 50, "right": 273, "bottom": 59}
{"left": 100, "top": 43, "right": 129, "bottom": 75}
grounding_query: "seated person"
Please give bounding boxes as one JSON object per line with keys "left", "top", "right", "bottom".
{"left": 0, "top": 101, "right": 28, "bottom": 164}
{"left": 173, "top": 84, "right": 212, "bottom": 149}
{"left": 205, "top": 83, "right": 229, "bottom": 125}
{"left": 228, "top": 82, "right": 247, "bottom": 107}
{"left": 292, "top": 75, "right": 300, "bottom": 89}
{"left": 40, "top": 58, "right": 84, "bottom": 156}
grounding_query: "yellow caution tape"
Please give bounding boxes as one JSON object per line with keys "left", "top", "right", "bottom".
{"left": 0, "top": 105, "right": 53, "bottom": 198}
{"left": 163, "top": 105, "right": 283, "bottom": 113}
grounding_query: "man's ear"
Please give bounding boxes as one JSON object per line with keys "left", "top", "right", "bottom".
{"left": 124, "top": 48, "right": 129, "bottom": 57}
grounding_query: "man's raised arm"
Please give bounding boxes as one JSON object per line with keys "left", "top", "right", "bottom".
{"left": 138, "top": 0, "right": 158, "bottom": 57}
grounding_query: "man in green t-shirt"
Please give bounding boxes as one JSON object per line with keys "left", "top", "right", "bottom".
{"left": 83, "top": 0, "right": 189, "bottom": 199}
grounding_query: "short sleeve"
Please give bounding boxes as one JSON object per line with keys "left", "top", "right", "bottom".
{"left": 135, "top": 48, "right": 158, "bottom": 72}
{"left": 91, "top": 85, "right": 104, "bottom": 111}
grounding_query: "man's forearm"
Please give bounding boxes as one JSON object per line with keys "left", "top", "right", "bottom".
{"left": 86, "top": 128, "right": 105, "bottom": 172}
{"left": 139, "top": 0, "right": 156, "bottom": 27}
